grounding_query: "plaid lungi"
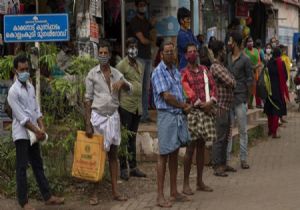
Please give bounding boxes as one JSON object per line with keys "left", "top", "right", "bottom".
{"left": 187, "top": 109, "right": 216, "bottom": 146}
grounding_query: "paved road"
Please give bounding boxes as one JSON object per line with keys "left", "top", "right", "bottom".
{"left": 111, "top": 111, "right": 300, "bottom": 210}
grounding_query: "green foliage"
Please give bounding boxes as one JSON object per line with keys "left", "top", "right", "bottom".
{"left": 0, "top": 135, "right": 16, "bottom": 183}
{"left": 119, "top": 127, "right": 134, "bottom": 160}
{"left": 0, "top": 54, "right": 137, "bottom": 198}
{"left": 66, "top": 55, "right": 98, "bottom": 76}
{"left": 0, "top": 55, "right": 14, "bottom": 80}
{"left": 39, "top": 43, "right": 59, "bottom": 71}
{"left": 42, "top": 55, "right": 98, "bottom": 119}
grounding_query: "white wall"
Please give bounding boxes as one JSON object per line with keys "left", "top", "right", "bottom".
{"left": 273, "top": 1, "right": 299, "bottom": 57}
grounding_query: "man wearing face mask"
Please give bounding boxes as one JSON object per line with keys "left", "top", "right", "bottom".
{"left": 127, "top": 0, "right": 154, "bottom": 123}
{"left": 244, "top": 36, "right": 262, "bottom": 109}
{"left": 210, "top": 40, "right": 236, "bottom": 177}
{"left": 85, "top": 40, "right": 132, "bottom": 204}
{"left": 116, "top": 37, "right": 146, "bottom": 181}
{"left": 152, "top": 41, "right": 192, "bottom": 208}
{"left": 7, "top": 55, "right": 64, "bottom": 210}
{"left": 227, "top": 31, "right": 253, "bottom": 170}
{"left": 177, "top": 7, "right": 200, "bottom": 71}
{"left": 181, "top": 43, "right": 217, "bottom": 195}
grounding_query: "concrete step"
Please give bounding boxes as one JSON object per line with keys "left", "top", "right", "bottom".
{"left": 232, "top": 108, "right": 263, "bottom": 127}
{"left": 138, "top": 109, "right": 264, "bottom": 138}
{"left": 136, "top": 110, "right": 267, "bottom": 163}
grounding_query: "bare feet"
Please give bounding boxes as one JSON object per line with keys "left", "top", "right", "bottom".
{"left": 197, "top": 183, "right": 213, "bottom": 192}
{"left": 182, "top": 185, "right": 194, "bottom": 195}
{"left": 23, "top": 203, "right": 35, "bottom": 210}
{"left": 157, "top": 197, "right": 172, "bottom": 208}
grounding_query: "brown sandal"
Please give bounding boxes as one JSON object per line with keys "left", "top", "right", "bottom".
{"left": 182, "top": 188, "right": 194, "bottom": 196}
{"left": 272, "top": 134, "right": 281, "bottom": 139}
{"left": 45, "top": 196, "right": 65, "bottom": 205}
{"left": 89, "top": 195, "right": 99, "bottom": 205}
{"left": 23, "top": 204, "right": 36, "bottom": 210}
{"left": 113, "top": 194, "right": 128, "bottom": 201}
{"left": 157, "top": 199, "right": 172, "bottom": 208}
{"left": 224, "top": 165, "right": 237, "bottom": 172}
{"left": 170, "top": 193, "right": 190, "bottom": 202}
{"left": 241, "top": 161, "right": 250, "bottom": 169}
{"left": 197, "top": 184, "right": 213, "bottom": 192}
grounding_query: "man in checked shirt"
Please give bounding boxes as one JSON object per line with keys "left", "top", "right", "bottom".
{"left": 210, "top": 40, "right": 236, "bottom": 177}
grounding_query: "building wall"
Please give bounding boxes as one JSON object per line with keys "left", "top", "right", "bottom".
{"left": 273, "top": 1, "right": 299, "bottom": 57}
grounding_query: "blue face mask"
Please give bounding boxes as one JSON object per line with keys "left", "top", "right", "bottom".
{"left": 17, "top": 71, "right": 30, "bottom": 82}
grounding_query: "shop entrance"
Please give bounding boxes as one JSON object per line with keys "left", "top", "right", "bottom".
{"left": 249, "top": 2, "right": 268, "bottom": 45}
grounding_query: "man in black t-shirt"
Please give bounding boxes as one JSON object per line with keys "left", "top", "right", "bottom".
{"left": 127, "top": 0, "right": 154, "bottom": 123}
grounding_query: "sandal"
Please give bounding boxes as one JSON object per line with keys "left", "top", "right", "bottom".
{"left": 197, "top": 184, "right": 213, "bottom": 192}
{"left": 89, "top": 195, "right": 98, "bottom": 205}
{"left": 45, "top": 196, "right": 64, "bottom": 205}
{"left": 157, "top": 199, "right": 172, "bottom": 208}
{"left": 23, "top": 204, "right": 36, "bottom": 210}
{"left": 170, "top": 193, "right": 190, "bottom": 202}
{"left": 113, "top": 194, "right": 128, "bottom": 201}
{"left": 281, "top": 119, "right": 288, "bottom": 123}
{"left": 241, "top": 161, "right": 250, "bottom": 169}
{"left": 272, "top": 135, "right": 281, "bottom": 139}
{"left": 214, "top": 170, "right": 228, "bottom": 177}
{"left": 224, "top": 165, "right": 237, "bottom": 172}
{"left": 182, "top": 188, "right": 194, "bottom": 196}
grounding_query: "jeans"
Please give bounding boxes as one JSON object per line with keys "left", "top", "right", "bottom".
{"left": 212, "top": 110, "right": 231, "bottom": 166}
{"left": 15, "top": 140, "right": 51, "bottom": 207}
{"left": 118, "top": 107, "right": 141, "bottom": 171}
{"left": 227, "top": 103, "right": 248, "bottom": 162}
{"left": 139, "top": 58, "right": 152, "bottom": 120}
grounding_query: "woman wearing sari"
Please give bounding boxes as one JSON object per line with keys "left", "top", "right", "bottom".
{"left": 244, "top": 36, "right": 263, "bottom": 109}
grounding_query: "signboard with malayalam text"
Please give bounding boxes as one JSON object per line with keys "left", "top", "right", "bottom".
{"left": 4, "top": 13, "right": 69, "bottom": 43}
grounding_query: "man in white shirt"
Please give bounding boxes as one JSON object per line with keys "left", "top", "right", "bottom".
{"left": 7, "top": 54, "right": 64, "bottom": 210}
{"left": 85, "top": 40, "right": 131, "bottom": 204}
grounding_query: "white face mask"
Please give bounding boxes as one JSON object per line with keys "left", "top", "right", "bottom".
{"left": 128, "top": 47, "right": 138, "bottom": 58}
{"left": 138, "top": 6, "right": 147, "bottom": 14}
{"left": 266, "top": 48, "right": 272, "bottom": 54}
{"left": 98, "top": 55, "right": 110, "bottom": 65}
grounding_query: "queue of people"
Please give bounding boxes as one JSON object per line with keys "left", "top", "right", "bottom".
{"left": 6, "top": 2, "right": 292, "bottom": 209}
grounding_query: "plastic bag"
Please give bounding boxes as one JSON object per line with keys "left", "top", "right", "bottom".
{"left": 71, "top": 130, "right": 106, "bottom": 182}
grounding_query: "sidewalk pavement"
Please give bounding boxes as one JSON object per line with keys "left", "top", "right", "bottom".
{"left": 1, "top": 110, "right": 300, "bottom": 210}
{"left": 111, "top": 110, "right": 300, "bottom": 210}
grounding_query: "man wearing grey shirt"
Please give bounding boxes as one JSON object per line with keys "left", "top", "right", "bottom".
{"left": 85, "top": 40, "right": 131, "bottom": 205}
{"left": 226, "top": 31, "right": 253, "bottom": 170}
{"left": 7, "top": 55, "right": 64, "bottom": 210}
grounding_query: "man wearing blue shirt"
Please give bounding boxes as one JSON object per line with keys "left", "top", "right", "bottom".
{"left": 152, "top": 41, "right": 192, "bottom": 208}
{"left": 177, "top": 7, "right": 200, "bottom": 71}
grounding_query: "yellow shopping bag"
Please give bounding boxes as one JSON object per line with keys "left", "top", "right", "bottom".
{"left": 72, "top": 131, "right": 106, "bottom": 182}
